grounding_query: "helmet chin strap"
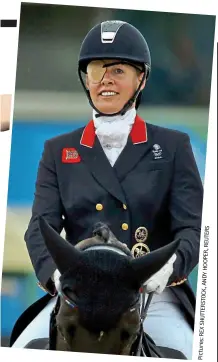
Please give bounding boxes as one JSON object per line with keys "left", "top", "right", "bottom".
{"left": 78, "top": 67, "right": 146, "bottom": 118}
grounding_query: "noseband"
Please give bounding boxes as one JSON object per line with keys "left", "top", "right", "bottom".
{"left": 54, "top": 244, "right": 154, "bottom": 355}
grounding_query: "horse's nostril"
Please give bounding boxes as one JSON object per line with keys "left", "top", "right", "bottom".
{"left": 120, "top": 329, "right": 131, "bottom": 341}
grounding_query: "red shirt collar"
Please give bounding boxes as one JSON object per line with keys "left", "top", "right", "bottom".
{"left": 80, "top": 114, "right": 148, "bottom": 148}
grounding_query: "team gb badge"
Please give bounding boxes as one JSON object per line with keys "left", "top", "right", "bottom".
{"left": 152, "top": 144, "right": 163, "bottom": 160}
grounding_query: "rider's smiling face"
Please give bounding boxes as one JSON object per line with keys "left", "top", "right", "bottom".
{"left": 86, "top": 59, "right": 146, "bottom": 114}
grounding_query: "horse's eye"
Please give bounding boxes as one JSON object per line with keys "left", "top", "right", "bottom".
{"left": 67, "top": 325, "right": 77, "bottom": 337}
{"left": 120, "top": 329, "right": 131, "bottom": 341}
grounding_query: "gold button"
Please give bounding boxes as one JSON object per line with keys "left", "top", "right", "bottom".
{"left": 123, "top": 204, "right": 127, "bottom": 210}
{"left": 122, "top": 223, "right": 128, "bottom": 230}
{"left": 96, "top": 203, "right": 103, "bottom": 211}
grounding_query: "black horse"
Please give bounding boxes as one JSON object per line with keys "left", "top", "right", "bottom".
{"left": 11, "top": 217, "right": 187, "bottom": 358}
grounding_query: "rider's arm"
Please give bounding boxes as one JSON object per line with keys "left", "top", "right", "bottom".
{"left": 24, "top": 140, "right": 65, "bottom": 295}
{"left": 167, "top": 133, "right": 203, "bottom": 287}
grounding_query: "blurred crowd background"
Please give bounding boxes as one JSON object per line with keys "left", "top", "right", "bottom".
{"left": 1, "top": 2, "right": 215, "bottom": 346}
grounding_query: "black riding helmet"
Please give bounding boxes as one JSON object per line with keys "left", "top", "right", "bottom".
{"left": 78, "top": 20, "right": 151, "bottom": 117}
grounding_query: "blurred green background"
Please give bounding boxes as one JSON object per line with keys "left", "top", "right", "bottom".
{"left": 1, "top": 3, "right": 215, "bottom": 345}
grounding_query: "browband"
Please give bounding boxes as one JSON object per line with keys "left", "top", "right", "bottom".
{"left": 83, "top": 244, "right": 128, "bottom": 256}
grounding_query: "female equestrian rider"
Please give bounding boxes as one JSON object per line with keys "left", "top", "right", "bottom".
{"left": 12, "top": 21, "right": 203, "bottom": 358}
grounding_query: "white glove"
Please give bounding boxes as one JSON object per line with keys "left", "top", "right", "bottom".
{"left": 144, "top": 254, "right": 177, "bottom": 294}
{"left": 52, "top": 269, "right": 61, "bottom": 292}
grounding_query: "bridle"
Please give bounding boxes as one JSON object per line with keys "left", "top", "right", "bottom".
{"left": 52, "top": 244, "right": 155, "bottom": 355}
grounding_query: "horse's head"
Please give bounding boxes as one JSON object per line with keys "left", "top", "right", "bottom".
{"left": 39, "top": 217, "right": 179, "bottom": 355}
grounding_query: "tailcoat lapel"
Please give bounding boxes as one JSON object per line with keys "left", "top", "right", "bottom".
{"left": 78, "top": 120, "right": 127, "bottom": 205}
{"left": 78, "top": 115, "right": 152, "bottom": 202}
{"left": 114, "top": 115, "right": 152, "bottom": 181}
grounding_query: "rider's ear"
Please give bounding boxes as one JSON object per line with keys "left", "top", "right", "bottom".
{"left": 86, "top": 75, "right": 90, "bottom": 89}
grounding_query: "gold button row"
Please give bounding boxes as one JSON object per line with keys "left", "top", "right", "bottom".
{"left": 96, "top": 203, "right": 127, "bottom": 211}
{"left": 95, "top": 203, "right": 128, "bottom": 231}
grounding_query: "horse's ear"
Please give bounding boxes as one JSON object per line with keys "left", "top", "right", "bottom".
{"left": 130, "top": 239, "right": 180, "bottom": 286}
{"left": 38, "top": 216, "right": 82, "bottom": 274}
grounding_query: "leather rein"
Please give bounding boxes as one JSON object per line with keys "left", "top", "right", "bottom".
{"left": 135, "top": 289, "right": 154, "bottom": 356}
